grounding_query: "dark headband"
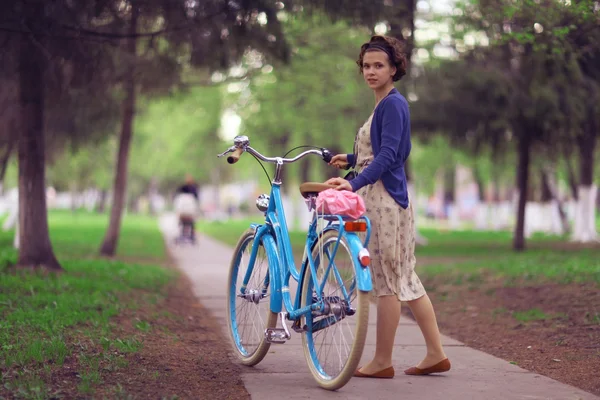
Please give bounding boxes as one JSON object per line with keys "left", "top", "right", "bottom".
{"left": 365, "top": 43, "right": 394, "bottom": 62}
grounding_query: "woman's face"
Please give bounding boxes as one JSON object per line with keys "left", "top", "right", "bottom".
{"left": 362, "top": 50, "right": 396, "bottom": 90}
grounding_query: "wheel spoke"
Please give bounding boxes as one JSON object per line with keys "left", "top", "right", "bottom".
{"left": 302, "top": 231, "right": 369, "bottom": 389}
{"left": 227, "top": 230, "right": 276, "bottom": 365}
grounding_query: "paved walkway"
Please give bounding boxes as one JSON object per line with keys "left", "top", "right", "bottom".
{"left": 159, "top": 214, "right": 597, "bottom": 400}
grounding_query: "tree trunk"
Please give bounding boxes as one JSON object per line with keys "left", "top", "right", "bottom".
{"left": 540, "top": 168, "right": 552, "bottom": 203}
{"left": 70, "top": 183, "right": 78, "bottom": 212}
{"left": 96, "top": 189, "right": 108, "bottom": 214}
{"left": 389, "top": 0, "right": 416, "bottom": 61}
{"left": 472, "top": 163, "right": 485, "bottom": 202}
{"left": 17, "top": 18, "right": 61, "bottom": 270}
{"left": 578, "top": 132, "right": 595, "bottom": 187}
{"left": 572, "top": 126, "right": 597, "bottom": 242}
{"left": 541, "top": 166, "right": 570, "bottom": 235}
{"left": 147, "top": 177, "right": 158, "bottom": 215}
{"left": 99, "top": 6, "right": 138, "bottom": 256}
{"left": 276, "top": 131, "right": 290, "bottom": 186}
{"left": 442, "top": 166, "right": 455, "bottom": 220}
{"left": 562, "top": 144, "right": 578, "bottom": 200}
{"left": 128, "top": 194, "right": 138, "bottom": 214}
{"left": 299, "top": 156, "right": 311, "bottom": 184}
{"left": 96, "top": 189, "right": 108, "bottom": 213}
{"left": 398, "top": 0, "right": 415, "bottom": 188}
{"left": 491, "top": 167, "right": 501, "bottom": 203}
{"left": 0, "top": 138, "right": 15, "bottom": 189}
{"left": 513, "top": 133, "right": 531, "bottom": 251}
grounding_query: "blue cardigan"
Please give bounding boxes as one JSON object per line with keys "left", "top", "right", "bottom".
{"left": 347, "top": 88, "right": 411, "bottom": 209}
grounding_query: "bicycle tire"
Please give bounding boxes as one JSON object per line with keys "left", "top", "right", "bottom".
{"left": 301, "top": 230, "right": 370, "bottom": 390}
{"left": 226, "top": 228, "right": 277, "bottom": 366}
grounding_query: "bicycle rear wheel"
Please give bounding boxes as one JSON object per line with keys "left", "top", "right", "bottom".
{"left": 301, "top": 230, "right": 369, "bottom": 390}
{"left": 227, "top": 228, "right": 277, "bottom": 365}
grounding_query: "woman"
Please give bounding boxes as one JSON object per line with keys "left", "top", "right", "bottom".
{"left": 326, "top": 35, "right": 450, "bottom": 378}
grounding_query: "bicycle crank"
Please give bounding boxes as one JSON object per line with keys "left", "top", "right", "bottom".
{"left": 264, "top": 312, "right": 291, "bottom": 344}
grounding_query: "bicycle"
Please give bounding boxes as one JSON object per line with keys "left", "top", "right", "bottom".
{"left": 217, "top": 135, "right": 373, "bottom": 390}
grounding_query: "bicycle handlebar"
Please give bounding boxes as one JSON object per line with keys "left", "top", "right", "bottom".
{"left": 218, "top": 135, "right": 333, "bottom": 165}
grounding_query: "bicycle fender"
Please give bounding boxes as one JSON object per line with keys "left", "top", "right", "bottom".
{"left": 343, "top": 232, "right": 373, "bottom": 292}
{"left": 319, "top": 227, "right": 372, "bottom": 293}
{"left": 261, "top": 234, "right": 283, "bottom": 313}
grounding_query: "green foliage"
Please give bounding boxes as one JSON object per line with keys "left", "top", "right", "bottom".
{"left": 235, "top": 14, "right": 375, "bottom": 187}
{"left": 409, "top": 134, "right": 516, "bottom": 195}
{"left": 130, "top": 85, "right": 224, "bottom": 193}
{"left": 409, "top": 0, "right": 600, "bottom": 215}
{"left": 45, "top": 84, "right": 225, "bottom": 199}
{"left": 47, "top": 139, "right": 116, "bottom": 192}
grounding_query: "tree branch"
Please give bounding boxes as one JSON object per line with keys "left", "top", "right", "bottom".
{"left": 0, "top": 8, "right": 228, "bottom": 41}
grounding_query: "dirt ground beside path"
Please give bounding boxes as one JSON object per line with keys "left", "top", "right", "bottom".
{"left": 94, "top": 269, "right": 250, "bottom": 400}
{"left": 405, "top": 279, "right": 600, "bottom": 396}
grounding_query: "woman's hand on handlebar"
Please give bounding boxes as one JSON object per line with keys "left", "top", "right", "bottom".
{"left": 329, "top": 154, "right": 349, "bottom": 169}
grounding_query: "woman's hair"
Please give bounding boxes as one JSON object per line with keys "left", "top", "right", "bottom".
{"left": 356, "top": 35, "right": 408, "bottom": 82}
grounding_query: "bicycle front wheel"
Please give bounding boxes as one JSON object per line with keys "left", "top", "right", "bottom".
{"left": 227, "top": 228, "right": 277, "bottom": 366}
{"left": 301, "top": 230, "right": 370, "bottom": 390}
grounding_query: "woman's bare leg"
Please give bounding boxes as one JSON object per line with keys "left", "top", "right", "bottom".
{"left": 406, "top": 294, "right": 447, "bottom": 368}
{"left": 358, "top": 295, "right": 400, "bottom": 374}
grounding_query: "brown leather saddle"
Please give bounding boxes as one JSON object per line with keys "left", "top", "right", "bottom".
{"left": 298, "top": 182, "right": 337, "bottom": 198}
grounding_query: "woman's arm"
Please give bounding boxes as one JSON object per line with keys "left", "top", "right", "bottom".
{"left": 347, "top": 153, "right": 356, "bottom": 167}
{"left": 349, "top": 98, "right": 408, "bottom": 192}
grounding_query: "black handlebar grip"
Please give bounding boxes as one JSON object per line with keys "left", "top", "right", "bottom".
{"left": 227, "top": 148, "right": 244, "bottom": 164}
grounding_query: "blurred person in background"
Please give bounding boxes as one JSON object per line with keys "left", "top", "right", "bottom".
{"left": 174, "top": 174, "right": 200, "bottom": 244}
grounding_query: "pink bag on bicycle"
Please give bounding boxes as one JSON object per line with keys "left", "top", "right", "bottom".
{"left": 316, "top": 189, "right": 366, "bottom": 219}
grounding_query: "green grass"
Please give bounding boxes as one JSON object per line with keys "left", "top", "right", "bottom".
{"left": 47, "top": 210, "right": 166, "bottom": 260}
{"left": 0, "top": 211, "right": 174, "bottom": 398}
{"left": 511, "top": 308, "right": 567, "bottom": 323}
{"left": 585, "top": 311, "right": 600, "bottom": 324}
{"left": 198, "top": 218, "right": 307, "bottom": 249}
{"left": 198, "top": 218, "right": 308, "bottom": 262}
{"left": 421, "top": 247, "right": 600, "bottom": 284}
{"left": 512, "top": 308, "right": 550, "bottom": 322}
{"left": 197, "top": 217, "right": 600, "bottom": 285}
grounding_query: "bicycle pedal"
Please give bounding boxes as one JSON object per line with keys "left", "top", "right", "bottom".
{"left": 264, "top": 328, "right": 290, "bottom": 344}
{"left": 264, "top": 312, "right": 292, "bottom": 343}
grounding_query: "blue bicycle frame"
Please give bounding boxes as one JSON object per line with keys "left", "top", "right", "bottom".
{"left": 242, "top": 182, "right": 372, "bottom": 322}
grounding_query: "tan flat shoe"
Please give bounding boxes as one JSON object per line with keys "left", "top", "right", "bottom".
{"left": 353, "top": 366, "right": 395, "bottom": 379}
{"left": 404, "top": 358, "right": 451, "bottom": 376}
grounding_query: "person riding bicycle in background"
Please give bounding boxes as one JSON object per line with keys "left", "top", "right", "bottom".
{"left": 174, "top": 174, "right": 200, "bottom": 243}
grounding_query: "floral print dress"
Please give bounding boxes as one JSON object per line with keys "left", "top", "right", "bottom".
{"left": 354, "top": 114, "right": 426, "bottom": 302}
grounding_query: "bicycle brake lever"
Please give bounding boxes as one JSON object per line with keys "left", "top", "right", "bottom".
{"left": 321, "top": 148, "right": 332, "bottom": 163}
{"left": 217, "top": 147, "right": 235, "bottom": 158}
